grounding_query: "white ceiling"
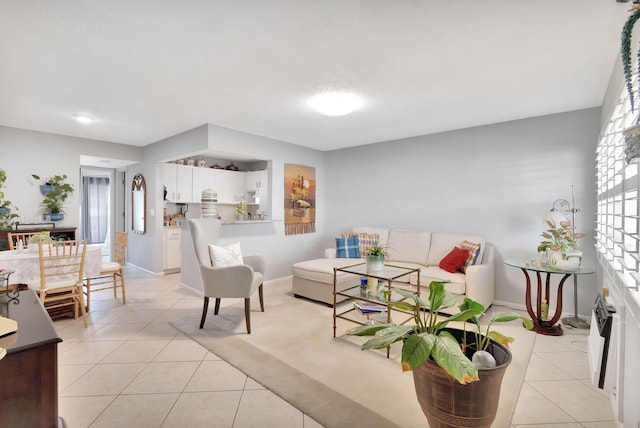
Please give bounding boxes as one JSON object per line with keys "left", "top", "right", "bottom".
{"left": 0, "top": 1, "right": 631, "bottom": 152}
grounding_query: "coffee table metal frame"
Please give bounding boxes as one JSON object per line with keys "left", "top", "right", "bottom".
{"left": 332, "top": 262, "right": 420, "bottom": 356}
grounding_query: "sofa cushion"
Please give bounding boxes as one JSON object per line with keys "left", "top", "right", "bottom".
{"left": 427, "top": 233, "right": 485, "bottom": 266}
{"left": 420, "top": 266, "right": 467, "bottom": 295}
{"left": 336, "top": 235, "right": 360, "bottom": 258}
{"left": 439, "top": 247, "right": 469, "bottom": 273}
{"left": 459, "top": 240, "right": 482, "bottom": 272}
{"left": 386, "top": 229, "right": 431, "bottom": 265}
{"left": 352, "top": 227, "right": 390, "bottom": 248}
{"left": 341, "top": 232, "right": 378, "bottom": 257}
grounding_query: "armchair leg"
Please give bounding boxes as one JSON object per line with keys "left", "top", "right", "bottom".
{"left": 200, "top": 297, "right": 209, "bottom": 329}
{"left": 244, "top": 298, "right": 251, "bottom": 334}
{"left": 214, "top": 298, "right": 221, "bottom": 315}
{"left": 258, "top": 284, "right": 264, "bottom": 312}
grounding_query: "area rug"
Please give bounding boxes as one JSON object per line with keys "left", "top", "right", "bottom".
{"left": 170, "top": 277, "right": 536, "bottom": 428}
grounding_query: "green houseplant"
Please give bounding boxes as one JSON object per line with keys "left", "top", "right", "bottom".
{"left": 621, "top": 5, "right": 640, "bottom": 163}
{"left": 27, "top": 231, "right": 51, "bottom": 252}
{"left": 537, "top": 219, "right": 584, "bottom": 271}
{"left": 364, "top": 244, "right": 388, "bottom": 271}
{"left": 0, "top": 169, "right": 19, "bottom": 231}
{"left": 347, "top": 281, "right": 532, "bottom": 427}
{"left": 32, "top": 174, "right": 74, "bottom": 221}
{"left": 364, "top": 244, "right": 389, "bottom": 294}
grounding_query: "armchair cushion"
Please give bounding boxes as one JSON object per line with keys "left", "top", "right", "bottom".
{"left": 209, "top": 242, "right": 243, "bottom": 267}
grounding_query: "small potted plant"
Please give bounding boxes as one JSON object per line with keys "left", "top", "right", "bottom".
{"left": 32, "top": 174, "right": 74, "bottom": 221}
{"left": 27, "top": 231, "right": 51, "bottom": 252}
{"left": 347, "top": 281, "right": 532, "bottom": 427}
{"left": 364, "top": 244, "right": 388, "bottom": 272}
{"left": 537, "top": 219, "right": 584, "bottom": 270}
{"left": 620, "top": 5, "right": 640, "bottom": 163}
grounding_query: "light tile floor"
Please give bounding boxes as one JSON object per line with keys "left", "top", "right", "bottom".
{"left": 54, "top": 268, "right": 617, "bottom": 427}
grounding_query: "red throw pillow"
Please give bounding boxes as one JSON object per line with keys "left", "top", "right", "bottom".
{"left": 439, "top": 247, "right": 470, "bottom": 273}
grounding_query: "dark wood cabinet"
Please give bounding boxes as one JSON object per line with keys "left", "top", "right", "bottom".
{"left": 0, "top": 290, "right": 62, "bottom": 427}
{"left": 0, "top": 225, "right": 77, "bottom": 251}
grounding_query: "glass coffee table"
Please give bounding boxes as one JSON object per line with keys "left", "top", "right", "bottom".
{"left": 332, "top": 262, "right": 420, "bottom": 356}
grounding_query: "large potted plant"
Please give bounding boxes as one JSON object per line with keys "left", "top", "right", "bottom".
{"left": 347, "top": 281, "right": 532, "bottom": 428}
{"left": 32, "top": 174, "right": 74, "bottom": 221}
{"left": 621, "top": 5, "right": 640, "bottom": 163}
{"left": 537, "top": 219, "right": 584, "bottom": 271}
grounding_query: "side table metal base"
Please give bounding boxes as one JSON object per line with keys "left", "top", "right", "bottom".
{"left": 561, "top": 316, "right": 590, "bottom": 329}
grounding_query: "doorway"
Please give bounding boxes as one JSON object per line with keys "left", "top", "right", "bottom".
{"left": 80, "top": 168, "right": 114, "bottom": 259}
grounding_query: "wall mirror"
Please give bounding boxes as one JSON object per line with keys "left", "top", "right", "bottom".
{"left": 132, "top": 173, "right": 146, "bottom": 234}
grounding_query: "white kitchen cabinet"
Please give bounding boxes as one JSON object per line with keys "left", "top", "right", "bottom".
{"left": 214, "top": 169, "right": 245, "bottom": 204}
{"left": 164, "top": 228, "right": 181, "bottom": 271}
{"left": 246, "top": 170, "right": 269, "bottom": 213}
{"left": 175, "top": 165, "right": 193, "bottom": 203}
{"left": 162, "top": 163, "right": 177, "bottom": 202}
{"left": 162, "top": 164, "right": 194, "bottom": 203}
{"left": 192, "top": 167, "right": 216, "bottom": 202}
{"left": 245, "top": 170, "right": 268, "bottom": 198}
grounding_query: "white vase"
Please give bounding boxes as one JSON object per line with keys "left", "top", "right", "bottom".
{"left": 547, "top": 249, "right": 582, "bottom": 271}
{"left": 365, "top": 255, "right": 384, "bottom": 275}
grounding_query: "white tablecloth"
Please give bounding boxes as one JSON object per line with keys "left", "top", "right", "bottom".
{"left": 0, "top": 245, "right": 103, "bottom": 285}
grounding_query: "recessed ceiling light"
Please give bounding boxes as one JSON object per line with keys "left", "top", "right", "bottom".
{"left": 307, "top": 91, "right": 364, "bottom": 116}
{"left": 73, "top": 114, "right": 95, "bottom": 124}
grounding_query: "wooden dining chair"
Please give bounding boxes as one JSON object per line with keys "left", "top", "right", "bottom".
{"left": 83, "top": 231, "right": 127, "bottom": 312}
{"left": 7, "top": 231, "right": 50, "bottom": 250}
{"left": 33, "top": 239, "right": 88, "bottom": 327}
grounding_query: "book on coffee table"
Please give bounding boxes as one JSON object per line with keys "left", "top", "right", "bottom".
{"left": 354, "top": 301, "right": 387, "bottom": 314}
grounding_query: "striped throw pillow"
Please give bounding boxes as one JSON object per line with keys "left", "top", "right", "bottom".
{"left": 342, "top": 232, "right": 379, "bottom": 258}
{"left": 460, "top": 240, "right": 482, "bottom": 273}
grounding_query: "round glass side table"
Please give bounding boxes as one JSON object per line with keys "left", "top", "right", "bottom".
{"left": 504, "top": 259, "right": 594, "bottom": 336}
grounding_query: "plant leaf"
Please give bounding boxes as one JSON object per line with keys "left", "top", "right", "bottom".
{"left": 346, "top": 324, "right": 391, "bottom": 336}
{"left": 401, "top": 333, "right": 435, "bottom": 372}
{"left": 432, "top": 331, "right": 479, "bottom": 384}
{"left": 487, "top": 331, "right": 514, "bottom": 347}
{"left": 359, "top": 325, "right": 412, "bottom": 350}
{"left": 490, "top": 312, "right": 533, "bottom": 330}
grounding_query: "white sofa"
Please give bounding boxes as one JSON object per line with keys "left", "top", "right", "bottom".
{"left": 291, "top": 227, "right": 494, "bottom": 314}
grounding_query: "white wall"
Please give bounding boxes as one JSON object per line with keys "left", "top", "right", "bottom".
{"left": 0, "top": 126, "right": 142, "bottom": 230}
{"left": 139, "top": 124, "right": 327, "bottom": 279}
{"left": 324, "top": 108, "right": 600, "bottom": 318}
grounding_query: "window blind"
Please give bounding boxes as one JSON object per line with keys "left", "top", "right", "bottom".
{"left": 596, "top": 77, "right": 640, "bottom": 293}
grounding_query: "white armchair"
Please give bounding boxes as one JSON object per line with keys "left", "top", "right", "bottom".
{"left": 187, "top": 218, "right": 265, "bottom": 333}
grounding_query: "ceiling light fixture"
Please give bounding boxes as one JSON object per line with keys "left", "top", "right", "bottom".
{"left": 307, "top": 91, "right": 364, "bottom": 116}
{"left": 73, "top": 114, "right": 95, "bottom": 124}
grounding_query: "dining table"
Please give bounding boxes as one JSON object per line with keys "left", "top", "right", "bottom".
{"left": 0, "top": 245, "right": 103, "bottom": 287}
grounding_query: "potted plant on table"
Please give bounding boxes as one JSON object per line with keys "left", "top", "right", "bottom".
{"left": 347, "top": 281, "right": 533, "bottom": 428}
{"left": 620, "top": 4, "right": 640, "bottom": 163}
{"left": 364, "top": 244, "right": 388, "bottom": 273}
{"left": 537, "top": 219, "right": 584, "bottom": 271}
{"left": 364, "top": 244, "right": 389, "bottom": 295}
{"left": 32, "top": 174, "right": 74, "bottom": 222}
{"left": 27, "top": 231, "right": 51, "bottom": 252}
